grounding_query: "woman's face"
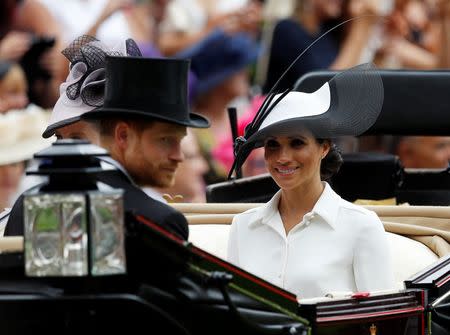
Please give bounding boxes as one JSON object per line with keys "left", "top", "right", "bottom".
{"left": 0, "top": 161, "right": 24, "bottom": 209}
{"left": 264, "top": 132, "right": 329, "bottom": 192}
{"left": 0, "top": 65, "right": 29, "bottom": 113}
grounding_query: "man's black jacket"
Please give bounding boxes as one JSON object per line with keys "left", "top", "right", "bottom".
{"left": 4, "top": 167, "right": 188, "bottom": 240}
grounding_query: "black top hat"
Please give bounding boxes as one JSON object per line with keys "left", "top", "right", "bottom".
{"left": 82, "top": 56, "right": 209, "bottom": 128}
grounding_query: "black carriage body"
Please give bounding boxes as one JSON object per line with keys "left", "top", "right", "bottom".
{"left": 1, "top": 212, "right": 443, "bottom": 335}
{"left": 298, "top": 290, "right": 425, "bottom": 335}
{"left": 0, "top": 212, "right": 310, "bottom": 335}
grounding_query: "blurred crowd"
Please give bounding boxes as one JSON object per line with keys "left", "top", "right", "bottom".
{"left": 0, "top": 0, "right": 450, "bottom": 211}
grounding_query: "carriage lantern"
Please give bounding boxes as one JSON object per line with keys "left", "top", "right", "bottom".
{"left": 23, "top": 139, "right": 126, "bottom": 277}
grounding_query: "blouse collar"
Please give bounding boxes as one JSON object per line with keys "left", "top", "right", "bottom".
{"left": 249, "top": 182, "right": 341, "bottom": 230}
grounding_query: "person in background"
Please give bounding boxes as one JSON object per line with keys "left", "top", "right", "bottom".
{"left": 0, "top": 107, "right": 53, "bottom": 214}
{"left": 176, "top": 29, "right": 259, "bottom": 184}
{"left": 392, "top": 136, "right": 450, "bottom": 169}
{"left": 38, "top": 0, "right": 134, "bottom": 45}
{"left": 0, "top": 0, "right": 67, "bottom": 108}
{"left": 158, "top": 0, "right": 262, "bottom": 56}
{"left": 263, "top": 0, "right": 386, "bottom": 154}
{"left": 263, "top": 0, "right": 382, "bottom": 94}
{"left": 227, "top": 64, "right": 396, "bottom": 299}
{"left": 39, "top": 0, "right": 170, "bottom": 57}
{"left": 158, "top": 129, "right": 210, "bottom": 202}
{"left": 375, "top": 0, "right": 441, "bottom": 69}
{"left": 0, "top": 61, "right": 29, "bottom": 113}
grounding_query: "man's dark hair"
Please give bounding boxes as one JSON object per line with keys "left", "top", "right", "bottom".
{"left": 97, "top": 117, "right": 155, "bottom": 137}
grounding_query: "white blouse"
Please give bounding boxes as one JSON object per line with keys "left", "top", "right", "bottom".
{"left": 227, "top": 182, "right": 396, "bottom": 299}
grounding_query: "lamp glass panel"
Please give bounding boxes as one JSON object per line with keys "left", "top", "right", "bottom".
{"left": 89, "top": 191, "right": 126, "bottom": 276}
{"left": 24, "top": 193, "right": 88, "bottom": 277}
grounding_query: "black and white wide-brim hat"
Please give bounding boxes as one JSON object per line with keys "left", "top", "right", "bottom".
{"left": 230, "top": 63, "right": 384, "bottom": 176}
{"left": 42, "top": 35, "right": 143, "bottom": 138}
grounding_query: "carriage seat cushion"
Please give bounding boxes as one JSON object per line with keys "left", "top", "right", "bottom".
{"left": 188, "top": 225, "right": 439, "bottom": 290}
{"left": 189, "top": 224, "right": 231, "bottom": 259}
{"left": 386, "top": 232, "right": 439, "bottom": 287}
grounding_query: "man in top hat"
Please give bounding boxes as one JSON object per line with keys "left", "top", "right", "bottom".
{"left": 82, "top": 56, "right": 208, "bottom": 179}
{"left": 41, "top": 35, "right": 203, "bottom": 198}
{"left": 4, "top": 47, "right": 209, "bottom": 240}
{"left": 77, "top": 55, "right": 209, "bottom": 239}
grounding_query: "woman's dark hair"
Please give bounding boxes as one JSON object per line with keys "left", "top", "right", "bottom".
{"left": 317, "top": 139, "right": 343, "bottom": 181}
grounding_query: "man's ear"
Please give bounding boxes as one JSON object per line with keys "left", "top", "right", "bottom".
{"left": 114, "top": 121, "right": 130, "bottom": 151}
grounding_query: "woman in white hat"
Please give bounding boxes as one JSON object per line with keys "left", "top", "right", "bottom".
{"left": 0, "top": 106, "right": 53, "bottom": 234}
{"left": 227, "top": 63, "right": 396, "bottom": 299}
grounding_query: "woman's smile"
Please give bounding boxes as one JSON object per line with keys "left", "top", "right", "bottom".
{"left": 274, "top": 166, "right": 299, "bottom": 176}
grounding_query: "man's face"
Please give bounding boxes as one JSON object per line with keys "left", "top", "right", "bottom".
{"left": 55, "top": 120, "right": 100, "bottom": 144}
{"left": 399, "top": 136, "right": 450, "bottom": 169}
{"left": 121, "top": 121, "right": 187, "bottom": 188}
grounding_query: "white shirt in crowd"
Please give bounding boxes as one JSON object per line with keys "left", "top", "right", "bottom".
{"left": 38, "top": 0, "right": 131, "bottom": 46}
{"left": 227, "top": 182, "right": 396, "bottom": 299}
{"left": 160, "top": 0, "right": 250, "bottom": 34}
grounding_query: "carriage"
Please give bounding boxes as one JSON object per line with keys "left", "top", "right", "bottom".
{"left": 0, "top": 70, "right": 450, "bottom": 334}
